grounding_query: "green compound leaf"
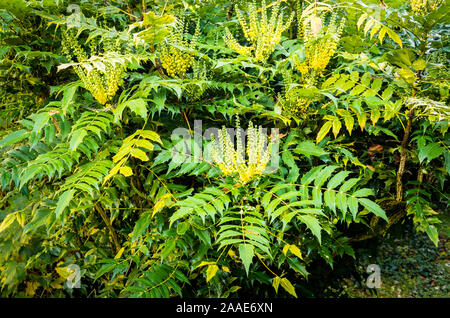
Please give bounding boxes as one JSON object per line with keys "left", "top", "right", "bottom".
{"left": 239, "top": 243, "right": 255, "bottom": 276}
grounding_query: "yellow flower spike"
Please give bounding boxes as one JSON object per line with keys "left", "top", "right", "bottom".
{"left": 224, "top": 0, "right": 294, "bottom": 62}
{"left": 278, "top": 68, "right": 317, "bottom": 117}
{"left": 296, "top": 61, "right": 309, "bottom": 76}
{"left": 159, "top": 16, "right": 200, "bottom": 78}
{"left": 211, "top": 118, "right": 273, "bottom": 185}
{"left": 294, "top": 11, "right": 346, "bottom": 79}
{"left": 410, "top": 0, "right": 443, "bottom": 15}
{"left": 61, "top": 29, "right": 125, "bottom": 105}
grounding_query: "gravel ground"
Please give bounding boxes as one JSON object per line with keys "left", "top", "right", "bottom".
{"left": 336, "top": 216, "right": 449, "bottom": 298}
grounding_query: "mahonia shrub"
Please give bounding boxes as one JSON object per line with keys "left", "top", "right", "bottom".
{"left": 0, "top": 0, "right": 448, "bottom": 298}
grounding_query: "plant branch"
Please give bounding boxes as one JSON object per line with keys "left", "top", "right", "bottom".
{"left": 94, "top": 203, "right": 121, "bottom": 253}
{"left": 396, "top": 109, "right": 414, "bottom": 202}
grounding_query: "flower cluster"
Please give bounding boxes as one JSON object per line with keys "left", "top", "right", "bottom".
{"left": 185, "top": 60, "right": 208, "bottom": 101}
{"left": 159, "top": 17, "right": 200, "bottom": 78}
{"left": 281, "top": 89, "right": 312, "bottom": 117}
{"left": 410, "top": 0, "right": 444, "bottom": 15}
{"left": 211, "top": 118, "right": 272, "bottom": 184}
{"left": 278, "top": 70, "right": 319, "bottom": 117}
{"left": 294, "top": 12, "right": 345, "bottom": 76}
{"left": 296, "top": 0, "right": 304, "bottom": 39}
{"left": 62, "top": 30, "right": 125, "bottom": 105}
{"left": 223, "top": 0, "right": 294, "bottom": 62}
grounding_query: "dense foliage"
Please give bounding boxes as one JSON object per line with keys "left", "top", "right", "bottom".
{"left": 0, "top": 0, "right": 448, "bottom": 298}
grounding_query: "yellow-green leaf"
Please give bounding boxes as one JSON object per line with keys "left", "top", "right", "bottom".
{"left": 332, "top": 118, "right": 342, "bottom": 138}
{"left": 114, "top": 246, "right": 125, "bottom": 259}
{"left": 280, "top": 277, "right": 297, "bottom": 297}
{"left": 336, "top": 109, "right": 354, "bottom": 135}
{"left": 370, "top": 22, "right": 381, "bottom": 39}
{"left": 55, "top": 266, "right": 72, "bottom": 279}
{"left": 282, "top": 244, "right": 290, "bottom": 255}
{"left": 152, "top": 200, "right": 165, "bottom": 217}
{"left": 0, "top": 213, "right": 16, "bottom": 233}
{"left": 363, "top": 18, "right": 375, "bottom": 36}
{"left": 412, "top": 59, "right": 427, "bottom": 71}
{"left": 139, "top": 130, "right": 162, "bottom": 144}
{"left": 130, "top": 148, "right": 149, "bottom": 161}
{"left": 357, "top": 13, "right": 368, "bottom": 30}
{"left": 228, "top": 285, "right": 241, "bottom": 293}
{"left": 350, "top": 85, "right": 365, "bottom": 96}
{"left": 371, "top": 108, "right": 381, "bottom": 125}
{"left": 206, "top": 264, "right": 219, "bottom": 283}
{"left": 378, "top": 27, "right": 387, "bottom": 44}
{"left": 289, "top": 245, "right": 303, "bottom": 260}
{"left": 386, "top": 28, "right": 402, "bottom": 48}
{"left": 195, "top": 261, "right": 216, "bottom": 269}
{"left": 119, "top": 166, "right": 133, "bottom": 177}
{"left": 316, "top": 121, "right": 333, "bottom": 143}
{"left": 103, "top": 157, "right": 127, "bottom": 184}
{"left": 273, "top": 276, "right": 281, "bottom": 294}
{"left": 112, "top": 145, "right": 132, "bottom": 163}
{"left": 135, "top": 139, "right": 154, "bottom": 151}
